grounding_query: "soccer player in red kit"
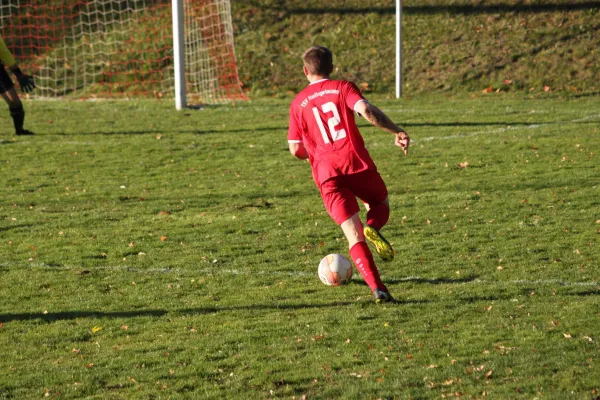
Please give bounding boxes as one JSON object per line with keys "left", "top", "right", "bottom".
{"left": 288, "top": 46, "right": 410, "bottom": 303}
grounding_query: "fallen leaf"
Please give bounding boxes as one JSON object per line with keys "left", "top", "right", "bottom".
{"left": 158, "top": 211, "right": 170, "bottom": 216}
{"left": 485, "top": 370, "right": 493, "bottom": 378}
{"left": 121, "top": 325, "right": 128, "bottom": 330}
{"left": 160, "top": 235, "right": 167, "bottom": 242}
{"left": 482, "top": 86, "right": 493, "bottom": 93}
{"left": 563, "top": 333, "right": 572, "bottom": 339}
{"left": 91, "top": 326, "right": 102, "bottom": 334}
{"left": 85, "top": 363, "right": 94, "bottom": 368}
{"left": 543, "top": 86, "right": 551, "bottom": 92}
{"left": 458, "top": 161, "right": 469, "bottom": 168}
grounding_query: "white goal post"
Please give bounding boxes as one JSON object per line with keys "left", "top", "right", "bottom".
{"left": 0, "top": 0, "right": 246, "bottom": 107}
{"left": 396, "top": 0, "right": 402, "bottom": 98}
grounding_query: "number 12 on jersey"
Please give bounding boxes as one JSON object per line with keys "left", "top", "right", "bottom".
{"left": 312, "top": 102, "right": 347, "bottom": 144}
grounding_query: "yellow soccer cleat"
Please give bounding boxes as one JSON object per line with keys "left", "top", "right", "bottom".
{"left": 364, "top": 225, "right": 394, "bottom": 262}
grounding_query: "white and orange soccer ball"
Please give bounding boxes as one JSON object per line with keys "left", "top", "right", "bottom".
{"left": 318, "top": 254, "right": 353, "bottom": 286}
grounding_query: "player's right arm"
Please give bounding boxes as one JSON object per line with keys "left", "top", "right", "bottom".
{"left": 289, "top": 141, "right": 309, "bottom": 160}
{"left": 354, "top": 100, "right": 410, "bottom": 155}
{"left": 0, "top": 35, "right": 17, "bottom": 67}
{"left": 288, "top": 101, "right": 310, "bottom": 160}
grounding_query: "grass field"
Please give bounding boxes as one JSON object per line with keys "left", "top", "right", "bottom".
{"left": 234, "top": 0, "right": 600, "bottom": 95}
{"left": 0, "top": 93, "right": 599, "bottom": 399}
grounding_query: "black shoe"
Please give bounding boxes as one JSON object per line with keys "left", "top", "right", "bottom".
{"left": 374, "top": 289, "right": 396, "bottom": 304}
{"left": 16, "top": 129, "right": 35, "bottom": 136}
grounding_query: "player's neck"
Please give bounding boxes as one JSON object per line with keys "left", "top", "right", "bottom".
{"left": 307, "top": 74, "right": 330, "bottom": 84}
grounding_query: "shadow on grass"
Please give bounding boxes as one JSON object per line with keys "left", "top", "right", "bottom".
{"left": 394, "top": 275, "right": 478, "bottom": 285}
{"left": 0, "top": 299, "right": 424, "bottom": 323}
{"left": 250, "top": 2, "right": 600, "bottom": 15}
{"left": 47, "top": 118, "right": 600, "bottom": 136}
{"left": 0, "top": 223, "right": 37, "bottom": 233}
{"left": 353, "top": 275, "right": 478, "bottom": 286}
{"left": 50, "top": 126, "right": 284, "bottom": 136}
{"left": 559, "top": 289, "right": 600, "bottom": 297}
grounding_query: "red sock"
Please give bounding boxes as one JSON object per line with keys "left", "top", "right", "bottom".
{"left": 366, "top": 202, "right": 389, "bottom": 231}
{"left": 349, "top": 241, "right": 387, "bottom": 292}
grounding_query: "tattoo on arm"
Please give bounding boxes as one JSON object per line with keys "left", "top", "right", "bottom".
{"left": 363, "top": 104, "right": 403, "bottom": 134}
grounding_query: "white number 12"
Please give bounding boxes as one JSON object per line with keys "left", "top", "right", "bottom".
{"left": 312, "top": 102, "right": 347, "bottom": 144}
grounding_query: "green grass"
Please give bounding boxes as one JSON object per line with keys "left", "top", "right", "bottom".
{"left": 0, "top": 93, "right": 599, "bottom": 399}
{"left": 233, "top": 0, "right": 600, "bottom": 96}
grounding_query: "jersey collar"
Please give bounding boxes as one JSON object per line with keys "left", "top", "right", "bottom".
{"left": 309, "top": 79, "right": 330, "bottom": 85}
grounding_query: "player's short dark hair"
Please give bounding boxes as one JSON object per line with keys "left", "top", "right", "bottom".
{"left": 303, "top": 46, "right": 333, "bottom": 76}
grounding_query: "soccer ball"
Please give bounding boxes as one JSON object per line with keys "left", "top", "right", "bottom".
{"left": 318, "top": 254, "right": 353, "bottom": 286}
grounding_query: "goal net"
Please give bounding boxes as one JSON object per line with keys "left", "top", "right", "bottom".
{"left": 0, "top": 0, "right": 246, "bottom": 104}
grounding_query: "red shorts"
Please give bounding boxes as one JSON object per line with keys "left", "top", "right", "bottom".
{"left": 319, "top": 169, "right": 388, "bottom": 225}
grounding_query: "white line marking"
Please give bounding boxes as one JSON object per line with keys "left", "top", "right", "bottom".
{"left": 5, "top": 263, "right": 598, "bottom": 287}
{"left": 418, "top": 124, "right": 539, "bottom": 142}
{"left": 414, "top": 113, "right": 600, "bottom": 143}
{"left": 571, "top": 114, "right": 600, "bottom": 122}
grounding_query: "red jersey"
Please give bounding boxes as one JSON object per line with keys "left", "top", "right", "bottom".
{"left": 288, "top": 79, "right": 377, "bottom": 186}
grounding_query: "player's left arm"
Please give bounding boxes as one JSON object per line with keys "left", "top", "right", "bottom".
{"left": 354, "top": 100, "right": 410, "bottom": 155}
{"left": 0, "top": 35, "right": 36, "bottom": 93}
